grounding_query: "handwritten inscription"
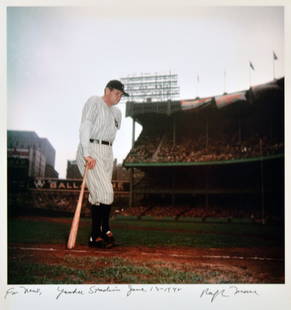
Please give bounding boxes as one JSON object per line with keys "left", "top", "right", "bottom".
{"left": 5, "top": 287, "right": 42, "bottom": 299}
{"left": 126, "top": 285, "right": 147, "bottom": 297}
{"left": 127, "top": 285, "right": 182, "bottom": 297}
{"left": 4, "top": 285, "right": 258, "bottom": 302}
{"left": 200, "top": 286, "right": 259, "bottom": 303}
{"left": 56, "top": 287, "right": 85, "bottom": 300}
{"left": 150, "top": 286, "right": 182, "bottom": 294}
{"left": 200, "top": 288, "right": 229, "bottom": 303}
{"left": 4, "top": 288, "right": 19, "bottom": 299}
{"left": 88, "top": 286, "right": 121, "bottom": 294}
{"left": 4, "top": 285, "right": 182, "bottom": 300}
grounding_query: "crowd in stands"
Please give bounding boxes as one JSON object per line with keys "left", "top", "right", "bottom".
{"left": 126, "top": 130, "right": 162, "bottom": 162}
{"left": 181, "top": 206, "right": 259, "bottom": 219}
{"left": 117, "top": 205, "right": 278, "bottom": 222}
{"left": 125, "top": 130, "right": 284, "bottom": 163}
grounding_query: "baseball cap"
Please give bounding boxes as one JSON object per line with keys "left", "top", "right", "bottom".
{"left": 106, "top": 80, "right": 129, "bottom": 97}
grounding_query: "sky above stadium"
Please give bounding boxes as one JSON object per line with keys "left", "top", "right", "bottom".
{"left": 6, "top": 4, "right": 284, "bottom": 178}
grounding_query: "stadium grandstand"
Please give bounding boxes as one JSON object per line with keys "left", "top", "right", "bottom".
{"left": 122, "top": 77, "right": 284, "bottom": 223}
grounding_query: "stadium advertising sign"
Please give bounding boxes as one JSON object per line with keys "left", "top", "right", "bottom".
{"left": 32, "top": 179, "right": 81, "bottom": 190}
{"left": 31, "top": 179, "right": 129, "bottom": 192}
{"left": 7, "top": 148, "right": 30, "bottom": 158}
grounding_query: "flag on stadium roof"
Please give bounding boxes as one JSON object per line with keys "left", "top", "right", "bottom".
{"left": 215, "top": 91, "right": 247, "bottom": 109}
{"left": 249, "top": 61, "right": 255, "bottom": 70}
{"left": 273, "top": 51, "right": 278, "bottom": 60}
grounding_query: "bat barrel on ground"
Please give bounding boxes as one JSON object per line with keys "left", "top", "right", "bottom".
{"left": 67, "top": 165, "right": 89, "bottom": 249}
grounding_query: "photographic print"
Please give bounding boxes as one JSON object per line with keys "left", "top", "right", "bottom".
{"left": 1, "top": 1, "right": 290, "bottom": 310}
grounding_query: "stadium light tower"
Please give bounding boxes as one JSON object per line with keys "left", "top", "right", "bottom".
{"left": 120, "top": 72, "right": 180, "bottom": 102}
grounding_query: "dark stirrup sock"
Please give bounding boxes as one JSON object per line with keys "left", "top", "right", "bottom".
{"left": 100, "top": 203, "right": 112, "bottom": 234}
{"left": 91, "top": 204, "right": 103, "bottom": 239}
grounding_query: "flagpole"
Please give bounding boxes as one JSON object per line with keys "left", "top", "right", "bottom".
{"left": 273, "top": 51, "right": 278, "bottom": 80}
{"left": 273, "top": 55, "right": 275, "bottom": 80}
{"left": 224, "top": 69, "right": 226, "bottom": 94}
{"left": 273, "top": 57, "right": 275, "bottom": 80}
{"left": 249, "top": 64, "right": 251, "bottom": 88}
{"left": 196, "top": 74, "right": 199, "bottom": 98}
{"left": 249, "top": 61, "right": 255, "bottom": 87}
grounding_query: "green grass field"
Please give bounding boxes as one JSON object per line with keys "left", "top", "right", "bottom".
{"left": 8, "top": 255, "right": 246, "bottom": 284}
{"left": 8, "top": 216, "right": 284, "bottom": 248}
{"left": 7, "top": 215, "right": 284, "bottom": 284}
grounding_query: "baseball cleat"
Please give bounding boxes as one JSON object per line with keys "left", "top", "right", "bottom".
{"left": 88, "top": 236, "right": 105, "bottom": 248}
{"left": 103, "top": 231, "right": 115, "bottom": 248}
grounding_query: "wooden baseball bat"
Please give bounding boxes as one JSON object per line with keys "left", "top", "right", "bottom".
{"left": 67, "top": 165, "right": 89, "bottom": 249}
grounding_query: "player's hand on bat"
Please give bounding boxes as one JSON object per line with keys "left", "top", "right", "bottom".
{"left": 84, "top": 156, "right": 96, "bottom": 169}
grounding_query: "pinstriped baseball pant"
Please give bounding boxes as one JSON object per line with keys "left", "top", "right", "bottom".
{"left": 76, "top": 143, "right": 114, "bottom": 205}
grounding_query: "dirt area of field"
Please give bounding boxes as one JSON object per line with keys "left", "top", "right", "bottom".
{"left": 9, "top": 243, "right": 284, "bottom": 284}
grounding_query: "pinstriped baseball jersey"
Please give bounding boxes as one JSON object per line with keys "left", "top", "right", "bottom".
{"left": 76, "top": 96, "right": 121, "bottom": 205}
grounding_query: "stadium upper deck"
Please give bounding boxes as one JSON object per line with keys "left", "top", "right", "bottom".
{"left": 124, "top": 77, "right": 284, "bottom": 167}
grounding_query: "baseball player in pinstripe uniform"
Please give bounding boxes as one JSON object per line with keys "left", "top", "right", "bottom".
{"left": 76, "top": 80, "right": 129, "bottom": 248}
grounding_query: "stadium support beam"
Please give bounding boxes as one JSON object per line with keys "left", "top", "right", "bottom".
{"left": 206, "top": 117, "right": 209, "bottom": 148}
{"left": 129, "top": 168, "right": 134, "bottom": 208}
{"left": 132, "top": 118, "right": 136, "bottom": 147}
{"left": 238, "top": 119, "right": 242, "bottom": 144}
{"left": 171, "top": 169, "right": 176, "bottom": 207}
{"left": 205, "top": 166, "right": 209, "bottom": 209}
{"left": 173, "top": 116, "right": 176, "bottom": 146}
{"left": 129, "top": 118, "right": 136, "bottom": 208}
{"left": 259, "top": 139, "right": 265, "bottom": 224}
